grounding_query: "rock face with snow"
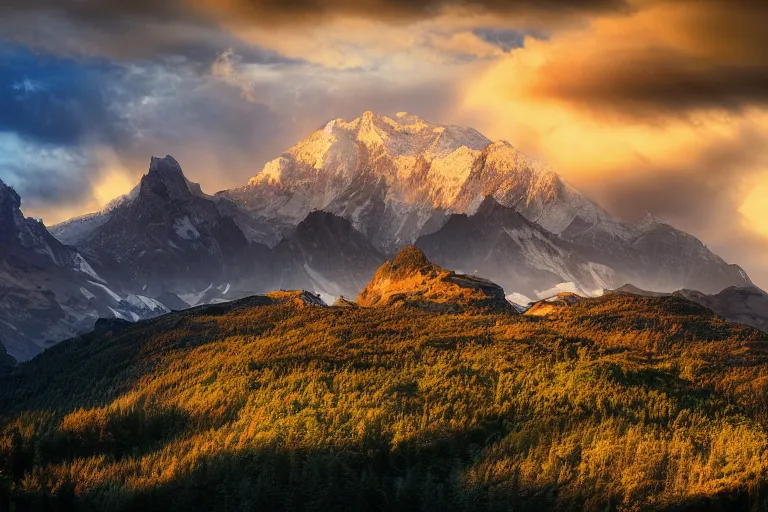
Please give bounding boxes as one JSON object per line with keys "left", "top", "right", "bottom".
{"left": 416, "top": 196, "right": 612, "bottom": 297}
{"left": 220, "top": 111, "right": 751, "bottom": 295}
{"left": 267, "top": 211, "right": 385, "bottom": 301}
{"left": 77, "top": 156, "right": 260, "bottom": 297}
{"left": 0, "top": 179, "right": 172, "bottom": 361}
{"left": 357, "top": 246, "right": 513, "bottom": 312}
{"left": 52, "top": 157, "right": 384, "bottom": 309}
{"left": 220, "top": 111, "right": 492, "bottom": 251}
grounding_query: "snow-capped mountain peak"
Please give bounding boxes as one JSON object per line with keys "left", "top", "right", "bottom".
{"left": 229, "top": 111, "right": 617, "bottom": 251}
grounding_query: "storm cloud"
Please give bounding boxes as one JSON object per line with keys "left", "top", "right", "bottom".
{"left": 522, "top": 0, "right": 768, "bottom": 115}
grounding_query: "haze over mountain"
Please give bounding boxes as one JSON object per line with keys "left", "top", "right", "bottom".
{"left": 611, "top": 283, "right": 768, "bottom": 336}
{"left": 0, "top": 111, "right": 760, "bottom": 360}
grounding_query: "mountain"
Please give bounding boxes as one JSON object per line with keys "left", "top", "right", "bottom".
{"left": 622, "top": 215, "right": 753, "bottom": 294}
{"left": 2, "top": 259, "right": 767, "bottom": 510}
{"left": 54, "top": 158, "right": 384, "bottom": 307}
{"left": 416, "top": 196, "right": 613, "bottom": 297}
{"left": 74, "top": 156, "right": 262, "bottom": 297}
{"left": 357, "top": 245, "right": 513, "bottom": 312}
{"left": 609, "top": 283, "right": 768, "bottom": 334}
{"left": 267, "top": 210, "right": 385, "bottom": 302}
{"left": 47, "top": 112, "right": 754, "bottom": 312}
{"left": 218, "top": 111, "right": 752, "bottom": 295}
{"left": 219, "top": 111, "right": 620, "bottom": 253}
{"left": 675, "top": 287, "right": 768, "bottom": 333}
{"left": 0, "top": 179, "right": 171, "bottom": 361}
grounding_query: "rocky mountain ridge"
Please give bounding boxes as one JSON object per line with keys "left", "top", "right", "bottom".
{"left": 5, "top": 110, "right": 752, "bottom": 360}
{"left": 610, "top": 284, "right": 768, "bottom": 335}
{"left": 357, "top": 246, "right": 513, "bottom": 313}
{"left": 0, "top": 179, "right": 174, "bottom": 361}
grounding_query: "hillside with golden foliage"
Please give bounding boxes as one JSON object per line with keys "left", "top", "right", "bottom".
{"left": 357, "top": 246, "right": 512, "bottom": 313}
{"left": 1, "top": 252, "right": 768, "bottom": 511}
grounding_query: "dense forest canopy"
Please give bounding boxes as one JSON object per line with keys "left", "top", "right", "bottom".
{"left": 1, "top": 291, "right": 767, "bottom": 511}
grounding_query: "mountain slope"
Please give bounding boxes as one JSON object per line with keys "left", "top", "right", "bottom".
{"left": 1, "top": 268, "right": 767, "bottom": 510}
{"left": 609, "top": 284, "right": 768, "bottom": 334}
{"left": 416, "top": 196, "right": 613, "bottom": 297}
{"left": 77, "top": 156, "right": 260, "bottom": 296}
{"left": 624, "top": 217, "right": 753, "bottom": 293}
{"left": 267, "top": 210, "right": 385, "bottom": 302}
{"left": 676, "top": 286, "right": 768, "bottom": 333}
{"left": 49, "top": 188, "right": 139, "bottom": 246}
{"left": 0, "top": 180, "right": 171, "bottom": 361}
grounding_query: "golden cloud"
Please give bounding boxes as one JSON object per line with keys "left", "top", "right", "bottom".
{"left": 454, "top": 0, "right": 768, "bottom": 286}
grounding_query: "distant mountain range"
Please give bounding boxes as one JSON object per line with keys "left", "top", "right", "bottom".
{"left": 0, "top": 111, "right": 762, "bottom": 360}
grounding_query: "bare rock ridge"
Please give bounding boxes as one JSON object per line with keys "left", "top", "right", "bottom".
{"left": 357, "top": 246, "right": 513, "bottom": 312}
{"left": 607, "top": 284, "right": 768, "bottom": 334}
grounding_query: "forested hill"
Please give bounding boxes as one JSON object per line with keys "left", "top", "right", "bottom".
{"left": 1, "top": 284, "right": 768, "bottom": 510}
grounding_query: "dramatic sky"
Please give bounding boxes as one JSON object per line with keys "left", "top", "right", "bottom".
{"left": 1, "top": 0, "right": 767, "bottom": 287}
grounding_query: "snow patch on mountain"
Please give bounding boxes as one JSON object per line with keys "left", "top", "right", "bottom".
{"left": 180, "top": 284, "right": 213, "bottom": 306}
{"left": 174, "top": 216, "right": 200, "bottom": 240}
{"left": 536, "top": 282, "right": 581, "bottom": 299}
{"left": 506, "top": 292, "right": 533, "bottom": 310}
{"left": 108, "top": 307, "right": 130, "bottom": 321}
{"left": 79, "top": 287, "right": 96, "bottom": 300}
{"left": 74, "top": 253, "right": 104, "bottom": 282}
{"left": 88, "top": 281, "right": 123, "bottom": 303}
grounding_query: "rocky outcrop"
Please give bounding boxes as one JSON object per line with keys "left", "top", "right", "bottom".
{"left": 524, "top": 293, "right": 584, "bottom": 317}
{"left": 357, "top": 246, "right": 513, "bottom": 313}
